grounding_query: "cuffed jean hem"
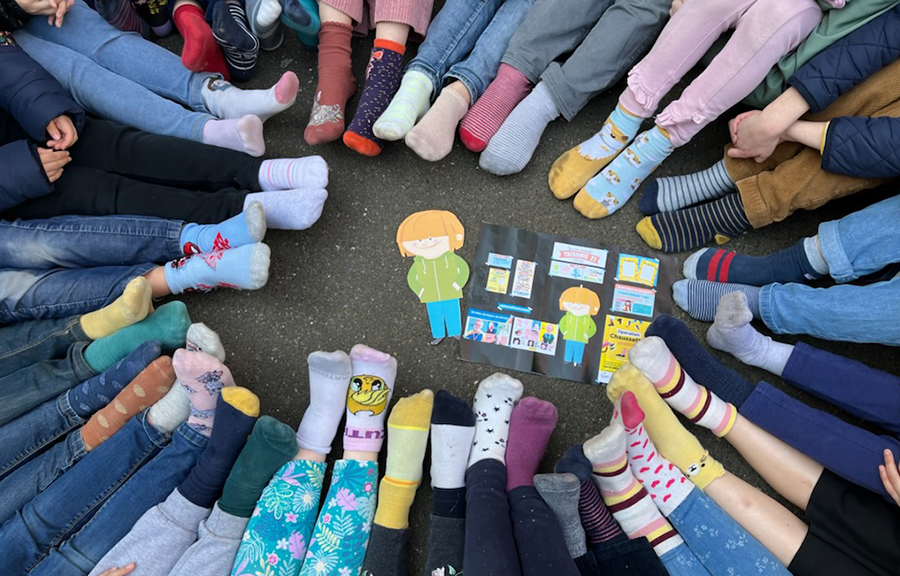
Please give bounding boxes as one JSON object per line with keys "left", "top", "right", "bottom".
{"left": 444, "top": 68, "right": 480, "bottom": 104}
{"left": 71, "top": 342, "right": 99, "bottom": 383}
{"left": 162, "top": 219, "right": 186, "bottom": 260}
{"left": 0, "top": 316, "right": 88, "bottom": 367}
{"left": 405, "top": 61, "right": 443, "bottom": 103}
{"left": 817, "top": 219, "right": 854, "bottom": 283}
{"left": 188, "top": 74, "right": 221, "bottom": 115}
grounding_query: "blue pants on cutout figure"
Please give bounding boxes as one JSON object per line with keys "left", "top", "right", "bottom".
{"left": 426, "top": 299, "right": 462, "bottom": 339}
{"left": 564, "top": 340, "right": 585, "bottom": 364}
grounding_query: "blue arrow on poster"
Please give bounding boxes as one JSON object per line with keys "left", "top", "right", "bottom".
{"left": 498, "top": 303, "right": 533, "bottom": 314}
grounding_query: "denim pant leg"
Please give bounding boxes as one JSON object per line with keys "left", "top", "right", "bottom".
{"left": 0, "top": 393, "right": 85, "bottom": 479}
{"left": 1, "top": 411, "right": 167, "bottom": 575}
{"left": 0, "top": 316, "right": 87, "bottom": 377}
{"left": 759, "top": 277, "right": 900, "bottom": 345}
{"left": 818, "top": 195, "right": 900, "bottom": 283}
{"left": 13, "top": 32, "right": 211, "bottom": 142}
{"left": 446, "top": 0, "right": 538, "bottom": 100}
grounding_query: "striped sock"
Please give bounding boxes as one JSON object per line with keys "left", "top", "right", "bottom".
{"left": 96, "top": 0, "right": 151, "bottom": 38}
{"left": 636, "top": 192, "right": 751, "bottom": 253}
{"left": 683, "top": 239, "right": 824, "bottom": 286}
{"left": 258, "top": 156, "right": 329, "bottom": 190}
{"left": 672, "top": 280, "right": 760, "bottom": 323}
{"left": 628, "top": 337, "right": 737, "bottom": 438}
{"left": 212, "top": 0, "right": 260, "bottom": 82}
{"left": 459, "top": 64, "right": 533, "bottom": 153}
{"left": 640, "top": 160, "right": 734, "bottom": 215}
{"left": 555, "top": 444, "right": 627, "bottom": 545}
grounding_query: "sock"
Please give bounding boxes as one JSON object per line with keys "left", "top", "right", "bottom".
{"left": 70, "top": 341, "right": 161, "bottom": 417}
{"left": 185, "top": 323, "right": 226, "bottom": 362}
{"left": 296, "top": 350, "right": 352, "bottom": 454}
{"left": 84, "top": 301, "right": 191, "bottom": 373}
{"left": 343, "top": 344, "right": 397, "bottom": 452}
{"left": 244, "top": 0, "right": 283, "bottom": 50}
{"left": 646, "top": 315, "right": 755, "bottom": 408}
{"left": 619, "top": 392, "right": 693, "bottom": 516}
{"left": 96, "top": 0, "right": 150, "bottom": 38}
{"left": 673, "top": 280, "right": 760, "bottom": 323}
{"left": 804, "top": 236, "right": 829, "bottom": 275}
{"left": 584, "top": 422, "right": 682, "bottom": 556}
{"left": 217, "top": 415, "right": 298, "bottom": 517}
{"left": 555, "top": 445, "right": 627, "bottom": 546}
{"left": 201, "top": 73, "right": 298, "bottom": 122}
{"left": 636, "top": 192, "right": 752, "bottom": 253}
{"left": 130, "top": 0, "right": 172, "bottom": 36}
{"left": 404, "top": 86, "right": 468, "bottom": 162}
{"left": 212, "top": 0, "right": 260, "bottom": 82}
{"left": 534, "top": 473, "right": 586, "bottom": 559}
{"left": 479, "top": 81, "right": 560, "bottom": 176}
{"left": 459, "top": 64, "right": 533, "bottom": 153}
{"left": 82, "top": 355, "right": 175, "bottom": 450}
{"left": 683, "top": 241, "right": 824, "bottom": 286}
{"left": 574, "top": 126, "right": 673, "bottom": 219}
{"left": 468, "top": 372, "right": 524, "bottom": 466}
{"left": 280, "top": 0, "right": 311, "bottom": 28}
{"left": 344, "top": 39, "right": 406, "bottom": 157}
{"left": 174, "top": 348, "right": 235, "bottom": 436}
{"left": 180, "top": 203, "right": 265, "bottom": 255}
{"left": 147, "top": 382, "right": 191, "bottom": 433}
{"left": 163, "top": 242, "right": 270, "bottom": 294}
{"left": 173, "top": 4, "right": 229, "bottom": 79}
{"left": 628, "top": 336, "right": 737, "bottom": 437}
{"left": 242, "top": 188, "right": 328, "bottom": 230}
{"left": 505, "top": 397, "right": 557, "bottom": 490}
{"left": 304, "top": 22, "right": 356, "bottom": 145}
{"left": 430, "top": 390, "right": 477, "bottom": 490}
{"left": 549, "top": 104, "right": 643, "bottom": 200}
{"left": 258, "top": 156, "right": 328, "bottom": 190}
{"left": 607, "top": 363, "right": 724, "bottom": 490}
{"left": 201, "top": 115, "right": 265, "bottom": 157}
{"left": 179, "top": 387, "right": 260, "bottom": 508}
{"left": 374, "top": 390, "right": 433, "bottom": 529}
{"left": 707, "top": 291, "right": 794, "bottom": 376}
{"left": 80, "top": 277, "right": 152, "bottom": 340}
{"left": 640, "top": 160, "right": 734, "bottom": 215}
{"left": 373, "top": 70, "right": 433, "bottom": 141}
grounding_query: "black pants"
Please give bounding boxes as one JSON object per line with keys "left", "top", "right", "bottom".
{"left": 3, "top": 118, "right": 264, "bottom": 224}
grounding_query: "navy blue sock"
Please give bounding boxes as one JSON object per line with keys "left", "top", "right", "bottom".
{"left": 646, "top": 315, "right": 755, "bottom": 407}
{"left": 685, "top": 240, "right": 823, "bottom": 286}
{"left": 434, "top": 487, "right": 466, "bottom": 518}
{"left": 574, "top": 552, "right": 601, "bottom": 576}
{"left": 555, "top": 444, "right": 592, "bottom": 482}
{"left": 69, "top": 341, "right": 161, "bottom": 417}
{"left": 432, "top": 390, "right": 476, "bottom": 427}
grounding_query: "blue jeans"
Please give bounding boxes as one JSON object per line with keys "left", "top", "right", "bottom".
{"left": 0, "top": 316, "right": 88, "bottom": 377}
{"left": 425, "top": 299, "right": 462, "bottom": 339}
{"left": 31, "top": 424, "right": 208, "bottom": 576}
{"left": 563, "top": 340, "right": 585, "bottom": 363}
{"left": 1, "top": 411, "right": 168, "bottom": 576}
{"left": 406, "top": 0, "right": 536, "bottom": 100}
{"left": 818, "top": 194, "right": 900, "bottom": 284}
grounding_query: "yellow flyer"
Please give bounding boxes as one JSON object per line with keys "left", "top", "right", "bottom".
{"left": 597, "top": 315, "right": 650, "bottom": 383}
{"left": 486, "top": 268, "right": 510, "bottom": 294}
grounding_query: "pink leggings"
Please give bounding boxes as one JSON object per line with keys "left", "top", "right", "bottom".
{"left": 619, "top": 0, "right": 822, "bottom": 146}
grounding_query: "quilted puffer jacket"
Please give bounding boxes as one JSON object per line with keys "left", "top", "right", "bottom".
{"left": 788, "top": 5, "right": 900, "bottom": 178}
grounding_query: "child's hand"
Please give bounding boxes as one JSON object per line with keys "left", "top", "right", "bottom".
{"left": 879, "top": 449, "right": 900, "bottom": 508}
{"left": 38, "top": 147, "right": 71, "bottom": 182}
{"left": 46, "top": 114, "right": 78, "bottom": 150}
{"left": 670, "top": 0, "right": 685, "bottom": 16}
{"left": 48, "top": 0, "right": 75, "bottom": 27}
{"left": 728, "top": 111, "right": 784, "bottom": 163}
{"left": 15, "top": 0, "right": 58, "bottom": 16}
{"left": 98, "top": 564, "right": 137, "bottom": 576}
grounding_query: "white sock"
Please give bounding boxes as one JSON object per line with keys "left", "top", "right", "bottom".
{"left": 373, "top": 70, "right": 434, "bottom": 141}
{"left": 297, "top": 350, "right": 352, "bottom": 454}
{"left": 258, "top": 157, "right": 329, "bottom": 190}
{"left": 148, "top": 383, "right": 190, "bottom": 433}
{"left": 468, "top": 372, "right": 523, "bottom": 467}
{"left": 343, "top": 344, "right": 398, "bottom": 453}
{"left": 804, "top": 236, "right": 829, "bottom": 275}
{"left": 201, "top": 73, "right": 299, "bottom": 121}
{"left": 707, "top": 292, "right": 794, "bottom": 377}
{"left": 163, "top": 243, "right": 270, "bottom": 295}
{"left": 243, "top": 188, "right": 327, "bottom": 230}
{"left": 200, "top": 116, "right": 265, "bottom": 157}
{"left": 186, "top": 323, "right": 226, "bottom": 362}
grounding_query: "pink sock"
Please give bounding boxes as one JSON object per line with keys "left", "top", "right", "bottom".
{"left": 459, "top": 64, "right": 533, "bottom": 153}
{"left": 505, "top": 396, "right": 558, "bottom": 491}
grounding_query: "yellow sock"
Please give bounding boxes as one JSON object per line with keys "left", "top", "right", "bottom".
{"left": 80, "top": 277, "right": 153, "bottom": 340}
{"left": 607, "top": 363, "right": 724, "bottom": 490}
{"left": 374, "top": 389, "right": 434, "bottom": 529}
{"left": 222, "top": 387, "right": 261, "bottom": 417}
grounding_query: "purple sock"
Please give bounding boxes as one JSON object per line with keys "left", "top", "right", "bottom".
{"left": 343, "top": 40, "right": 405, "bottom": 156}
{"left": 505, "top": 397, "right": 558, "bottom": 491}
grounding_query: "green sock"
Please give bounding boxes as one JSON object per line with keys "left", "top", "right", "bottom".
{"left": 83, "top": 301, "right": 191, "bottom": 373}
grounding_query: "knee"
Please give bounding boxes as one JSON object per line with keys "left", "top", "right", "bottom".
{"left": 746, "top": 0, "right": 821, "bottom": 27}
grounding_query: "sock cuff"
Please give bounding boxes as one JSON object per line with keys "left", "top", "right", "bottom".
{"left": 374, "top": 476, "right": 417, "bottom": 529}
{"left": 432, "top": 487, "right": 466, "bottom": 518}
{"left": 374, "top": 38, "right": 406, "bottom": 54}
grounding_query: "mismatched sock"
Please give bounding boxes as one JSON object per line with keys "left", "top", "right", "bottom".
{"left": 296, "top": 350, "right": 352, "bottom": 454}
{"left": 180, "top": 202, "right": 265, "bottom": 255}
{"left": 174, "top": 348, "right": 235, "bottom": 436}
{"left": 185, "top": 323, "right": 226, "bottom": 362}
{"left": 305, "top": 22, "right": 356, "bottom": 145}
{"left": 244, "top": 0, "right": 283, "bottom": 50}
{"left": 683, "top": 240, "right": 824, "bottom": 286}
{"left": 555, "top": 444, "right": 626, "bottom": 546}
{"left": 344, "top": 39, "right": 406, "bottom": 157}
{"left": 201, "top": 115, "right": 266, "bottom": 157}
{"left": 201, "top": 73, "right": 298, "bottom": 122}
{"left": 258, "top": 156, "right": 329, "bottom": 190}
{"left": 459, "top": 64, "right": 533, "bottom": 153}
{"left": 163, "top": 242, "right": 270, "bottom": 294}
{"left": 70, "top": 341, "right": 161, "bottom": 417}
{"left": 174, "top": 4, "right": 229, "bottom": 79}
{"left": 505, "top": 397, "right": 557, "bottom": 491}
{"left": 468, "top": 372, "right": 524, "bottom": 466}
{"left": 243, "top": 188, "right": 328, "bottom": 231}
{"left": 640, "top": 160, "right": 734, "bottom": 215}
{"left": 80, "top": 277, "right": 152, "bottom": 340}
{"left": 212, "top": 0, "right": 260, "bottom": 82}
{"left": 373, "top": 70, "right": 434, "bottom": 141}
{"left": 405, "top": 86, "right": 468, "bottom": 162}
{"left": 534, "top": 473, "right": 586, "bottom": 558}
{"left": 672, "top": 280, "right": 760, "bottom": 323}
{"left": 707, "top": 291, "right": 793, "bottom": 377}
{"left": 430, "top": 390, "right": 476, "bottom": 490}
{"left": 343, "top": 344, "right": 397, "bottom": 452}
{"left": 636, "top": 192, "right": 752, "bottom": 253}
{"left": 148, "top": 383, "right": 191, "bottom": 433}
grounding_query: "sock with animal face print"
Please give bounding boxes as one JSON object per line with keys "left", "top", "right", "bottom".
{"left": 343, "top": 344, "right": 397, "bottom": 453}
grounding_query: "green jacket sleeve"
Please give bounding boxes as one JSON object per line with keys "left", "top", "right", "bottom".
{"left": 406, "top": 261, "right": 423, "bottom": 299}
{"left": 453, "top": 254, "right": 470, "bottom": 291}
{"left": 585, "top": 318, "right": 598, "bottom": 341}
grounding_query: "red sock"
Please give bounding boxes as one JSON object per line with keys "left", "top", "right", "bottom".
{"left": 459, "top": 64, "right": 532, "bottom": 152}
{"left": 174, "top": 3, "right": 230, "bottom": 80}
{"left": 304, "top": 22, "right": 357, "bottom": 145}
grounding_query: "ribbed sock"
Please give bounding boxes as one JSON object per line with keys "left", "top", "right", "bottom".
{"left": 258, "top": 156, "right": 328, "bottom": 190}
{"left": 637, "top": 192, "right": 752, "bottom": 253}
{"left": 640, "top": 160, "right": 734, "bottom": 215}
{"left": 174, "top": 3, "right": 229, "bottom": 78}
{"left": 305, "top": 22, "right": 356, "bottom": 145}
{"left": 343, "top": 344, "right": 397, "bottom": 452}
{"left": 200, "top": 73, "right": 298, "bottom": 121}
{"left": 79, "top": 277, "right": 152, "bottom": 340}
{"left": 243, "top": 188, "right": 328, "bottom": 230}
{"left": 373, "top": 70, "right": 433, "bottom": 141}
{"left": 185, "top": 323, "right": 226, "bottom": 362}
{"left": 174, "top": 348, "right": 235, "bottom": 436}
{"left": 212, "top": 0, "right": 259, "bottom": 82}
{"left": 505, "top": 397, "right": 557, "bottom": 490}
{"left": 683, "top": 239, "right": 824, "bottom": 286}
{"left": 244, "top": 0, "right": 283, "bottom": 50}
{"left": 163, "top": 242, "right": 270, "bottom": 294}
{"left": 200, "top": 115, "right": 265, "bottom": 157}
{"left": 459, "top": 64, "right": 533, "bottom": 153}
{"left": 344, "top": 39, "right": 406, "bottom": 157}
{"left": 468, "top": 373, "right": 524, "bottom": 466}
{"left": 404, "top": 86, "right": 469, "bottom": 162}
{"left": 180, "top": 203, "right": 265, "bottom": 255}
{"left": 70, "top": 341, "right": 161, "bottom": 417}
{"left": 296, "top": 350, "right": 351, "bottom": 454}
{"left": 555, "top": 445, "right": 626, "bottom": 546}
{"left": 97, "top": 0, "right": 150, "bottom": 38}
{"left": 534, "top": 473, "right": 586, "bottom": 558}
{"left": 430, "top": 390, "right": 476, "bottom": 490}
{"left": 672, "top": 280, "right": 760, "bottom": 323}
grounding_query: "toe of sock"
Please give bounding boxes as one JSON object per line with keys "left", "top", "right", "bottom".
{"left": 222, "top": 386, "right": 261, "bottom": 417}
{"left": 682, "top": 248, "right": 707, "bottom": 280}
{"left": 275, "top": 71, "right": 300, "bottom": 105}
{"left": 245, "top": 201, "right": 267, "bottom": 241}
{"left": 404, "top": 131, "right": 446, "bottom": 162}
{"left": 237, "top": 115, "right": 266, "bottom": 157}
{"left": 432, "top": 390, "right": 475, "bottom": 426}
{"left": 343, "top": 131, "right": 383, "bottom": 157}
{"left": 573, "top": 189, "right": 609, "bottom": 219}
{"left": 672, "top": 280, "right": 691, "bottom": 313}
{"left": 458, "top": 127, "right": 487, "bottom": 153}
{"left": 639, "top": 181, "right": 660, "bottom": 215}
{"left": 478, "top": 148, "right": 516, "bottom": 176}
{"left": 635, "top": 217, "right": 662, "bottom": 250}
{"left": 249, "top": 243, "right": 271, "bottom": 289}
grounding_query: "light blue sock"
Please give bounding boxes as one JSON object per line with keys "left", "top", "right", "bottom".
{"left": 179, "top": 202, "right": 266, "bottom": 255}
{"left": 163, "top": 243, "right": 271, "bottom": 294}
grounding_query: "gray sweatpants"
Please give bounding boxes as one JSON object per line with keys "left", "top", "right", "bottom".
{"left": 501, "top": 0, "right": 670, "bottom": 120}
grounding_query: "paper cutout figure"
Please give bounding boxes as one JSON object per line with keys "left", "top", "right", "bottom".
{"left": 347, "top": 375, "right": 390, "bottom": 415}
{"left": 558, "top": 286, "right": 600, "bottom": 366}
{"left": 398, "top": 210, "right": 470, "bottom": 341}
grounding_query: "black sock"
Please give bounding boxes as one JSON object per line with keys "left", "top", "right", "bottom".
{"left": 212, "top": 0, "right": 259, "bottom": 82}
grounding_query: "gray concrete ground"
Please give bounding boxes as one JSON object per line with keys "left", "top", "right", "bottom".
{"left": 160, "top": 30, "right": 899, "bottom": 573}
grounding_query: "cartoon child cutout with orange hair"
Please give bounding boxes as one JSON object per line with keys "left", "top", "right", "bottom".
{"left": 558, "top": 286, "right": 601, "bottom": 366}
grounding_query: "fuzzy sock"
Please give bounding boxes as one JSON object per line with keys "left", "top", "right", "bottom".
{"left": 218, "top": 416, "right": 298, "bottom": 517}
{"left": 584, "top": 422, "right": 682, "bottom": 556}
{"left": 373, "top": 70, "right": 433, "bottom": 141}
{"left": 534, "top": 473, "right": 586, "bottom": 558}
{"left": 297, "top": 350, "right": 352, "bottom": 454}
{"left": 628, "top": 337, "right": 736, "bottom": 437}
{"left": 459, "top": 64, "right": 533, "bottom": 153}
{"left": 636, "top": 192, "right": 752, "bottom": 253}
{"left": 84, "top": 301, "right": 191, "bottom": 372}
{"left": 200, "top": 73, "right": 298, "bottom": 122}
{"left": 607, "top": 364, "right": 724, "bottom": 490}
{"left": 212, "top": 0, "right": 259, "bottom": 82}
{"left": 673, "top": 280, "right": 760, "bottom": 323}
{"left": 180, "top": 203, "right": 265, "bottom": 256}
{"left": 405, "top": 86, "right": 469, "bottom": 162}
{"left": 555, "top": 445, "right": 626, "bottom": 546}
{"left": 257, "top": 156, "right": 329, "bottom": 190}
{"left": 344, "top": 39, "right": 406, "bottom": 157}
{"left": 96, "top": 0, "right": 150, "bottom": 38}
{"left": 201, "top": 115, "right": 265, "bottom": 157}
{"left": 707, "top": 291, "right": 794, "bottom": 377}
{"left": 574, "top": 126, "right": 673, "bottom": 219}
{"left": 505, "top": 397, "right": 557, "bottom": 490}
{"left": 683, "top": 240, "right": 825, "bottom": 286}
{"left": 175, "top": 348, "right": 235, "bottom": 436}
{"left": 148, "top": 383, "right": 191, "bottom": 433}
{"left": 343, "top": 344, "right": 397, "bottom": 452}
{"left": 80, "top": 277, "right": 153, "bottom": 340}
{"left": 431, "top": 390, "right": 476, "bottom": 490}
{"left": 163, "top": 242, "right": 270, "bottom": 294}
{"left": 640, "top": 160, "right": 734, "bottom": 215}
{"left": 185, "top": 323, "right": 226, "bottom": 362}
{"left": 479, "top": 81, "right": 560, "bottom": 176}
{"left": 70, "top": 341, "right": 161, "bottom": 417}
{"left": 549, "top": 104, "right": 643, "bottom": 200}
{"left": 130, "top": 0, "right": 172, "bottom": 36}
{"left": 82, "top": 355, "right": 175, "bottom": 450}
{"left": 173, "top": 3, "right": 229, "bottom": 79}
{"left": 242, "top": 188, "right": 328, "bottom": 230}
{"left": 304, "top": 22, "right": 356, "bottom": 145}
{"left": 468, "top": 373, "right": 524, "bottom": 466}
{"left": 646, "top": 315, "right": 755, "bottom": 408}
{"left": 244, "top": 0, "right": 283, "bottom": 50}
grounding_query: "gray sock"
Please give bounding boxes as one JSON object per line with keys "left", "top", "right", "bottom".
{"left": 147, "top": 383, "right": 190, "bottom": 433}
{"left": 707, "top": 291, "right": 794, "bottom": 376}
{"left": 534, "top": 473, "right": 586, "bottom": 559}
{"left": 804, "top": 236, "right": 830, "bottom": 275}
{"left": 652, "top": 160, "right": 734, "bottom": 212}
{"left": 423, "top": 515, "right": 466, "bottom": 576}
{"left": 168, "top": 503, "right": 248, "bottom": 576}
{"left": 479, "top": 82, "right": 560, "bottom": 176}
{"left": 361, "top": 524, "right": 409, "bottom": 576}
{"left": 243, "top": 188, "right": 328, "bottom": 231}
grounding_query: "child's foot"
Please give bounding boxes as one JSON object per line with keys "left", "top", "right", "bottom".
{"left": 201, "top": 73, "right": 299, "bottom": 122}
{"left": 505, "top": 397, "right": 557, "bottom": 491}
{"left": 279, "top": 0, "right": 311, "bottom": 27}
{"left": 296, "top": 350, "right": 352, "bottom": 454}
{"left": 672, "top": 280, "right": 760, "bottom": 323}
{"left": 257, "top": 156, "right": 328, "bottom": 190}
{"left": 707, "top": 291, "right": 793, "bottom": 376}
{"left": 304, "top": 22, "right": 356, "bottom": 145}
{"left": 405, "top": 87, "right": 468, "bottom": 162}
{"left": 180, "top": 202, "right": 266, "bottom": 255}
{"left": 71, "top": 341, "right": 162, "bottom": 417}
{"left": 468, "top": 373, "right": 524, "bottom": 466}
{"left": 130, "top": 0, "right": 172, "bottom": 36}
{"left": 374, "top": 70, "right": 433, "bottom": 141}
{"left": 245, "top": 0, "right": 284, "bottom": 50}
{"left": 212, "top": 0, "right": 260, "bottom": 82}
{"left": 242, "top": 188, "right": 327, "bottom": 230}
{"left": 344, "top": 40, "right": 406, "bottom": 157}
{"left": 80, "top": 277, "right": 153, "bottom": 339}
{"left": 636, "top": 192, "right": 751, "bottom": 253}
{"left": 173, "top": 3, "right": 230, "bottom": 79}
{"left": 186, "top": 322, "right": 226, "bottom": 361}
{"left": 174, "top": 348, "right": 235, "bottom": 435}
{"left": 640, "top": 160, "right": 734, "bottom": 215}
{"left": 201, "top": 115, "right": 265, "bottom": 157}
{"left": 97, "top": 0, "right": 151, "bottom": 38}
{"left": 343, "top": 344, "right": 398, "bottom": 453}
{"left": 163, "top": 242, "right": 271, "bottom": 294}
{"left": 683, "top": 239, "right": 825, "bottom": 286}
{"left": 459, "top": 64, "right": 532, "bottom": 153}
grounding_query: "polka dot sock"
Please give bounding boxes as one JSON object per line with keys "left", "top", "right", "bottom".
{"left": 344, "top": 40, "right": 406, "bottom": 157}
